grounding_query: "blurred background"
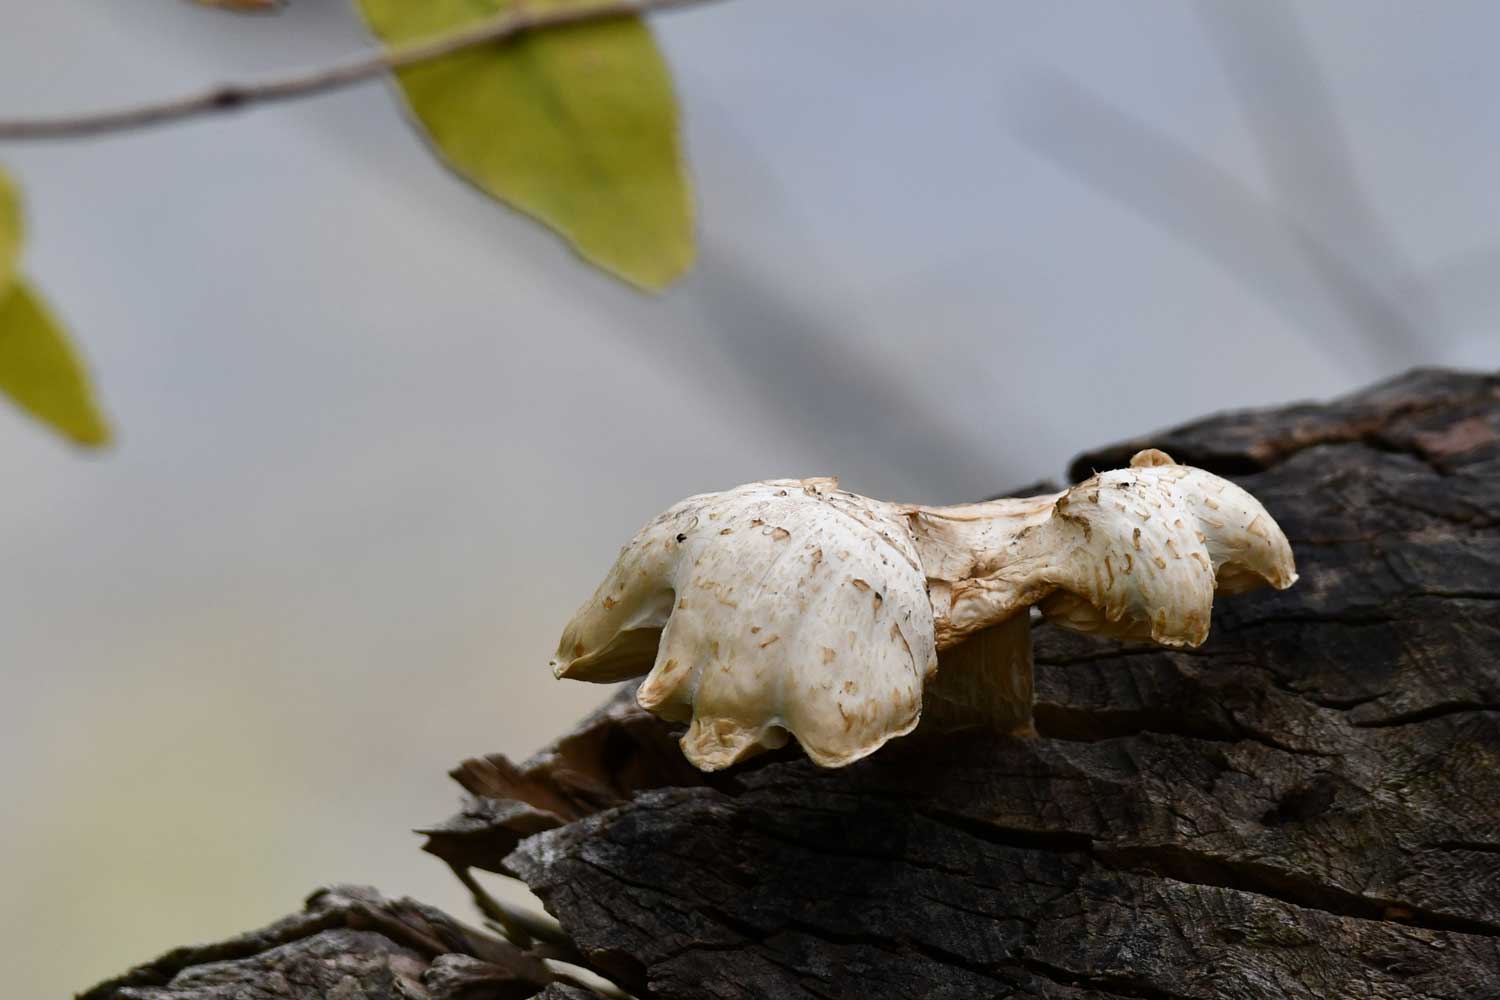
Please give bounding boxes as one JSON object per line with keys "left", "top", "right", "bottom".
{"left": 2, "top": 0, "right": 1497, "bottom": 994}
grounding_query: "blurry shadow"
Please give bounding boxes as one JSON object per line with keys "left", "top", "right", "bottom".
{"left": 1408, "top": 244, "right": 1500, "bottom": 334}
{"left": 1008, "top": 65, "right": 1423, "bottom": 366}
{"left": 685, "top": 236, "right": 996, "bottom": 495}
{"left": 1195, "top": 0, "right": 1431, "bottom": 358}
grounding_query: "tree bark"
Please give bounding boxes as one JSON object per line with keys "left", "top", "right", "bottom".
{"left": 87, "top": 369, "right": 1500, "bottom": 1000}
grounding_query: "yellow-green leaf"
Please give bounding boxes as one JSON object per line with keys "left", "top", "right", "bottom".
{"left": 356, "top": 0, "right": 695, "bottom": 290}
{"left": 0, "top": 281, "right": 111, "bottom": 447}
{"left": 0, "top": 167, "right": 20, "bottom": 295}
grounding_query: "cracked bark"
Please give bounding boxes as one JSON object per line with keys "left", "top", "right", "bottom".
{"left": 84, "top": 369, "right": 1500, "bottom": 1000}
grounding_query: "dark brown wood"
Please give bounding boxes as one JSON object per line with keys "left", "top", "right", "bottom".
{"left": 85, "top": 369, "right": 1500, "bottom": 1000}
{"left": 80, "top": 885, "right": 559, "bottom": 1000}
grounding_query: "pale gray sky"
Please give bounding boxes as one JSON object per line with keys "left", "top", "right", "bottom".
{"left": 2, "top": 2, "right": 1497, "bottom": 995}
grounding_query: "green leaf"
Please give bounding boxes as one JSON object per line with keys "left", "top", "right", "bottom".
{"left": 356, "top": 0, "right": 695, "bottom": 290}
{"left": 0, "top": 167, "right": 20, "bottom": 295}
{"left": 0, "top": 280, "right": 111, "bottom": 447}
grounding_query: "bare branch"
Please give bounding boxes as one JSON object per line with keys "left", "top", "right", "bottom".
{"left": 0, "top": 0, "right": 717, "bottom": 141}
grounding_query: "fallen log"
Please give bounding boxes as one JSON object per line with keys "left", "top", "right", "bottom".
{"left": 87, "top": 369, "right": 1500, "bottom": 1000}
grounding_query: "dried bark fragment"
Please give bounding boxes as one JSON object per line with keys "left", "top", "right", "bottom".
{"left": 423, "top": 692, "right": 708, "bottom": 874}
{"left": 80, "top": 886, "right": 562, "bottom": 1000}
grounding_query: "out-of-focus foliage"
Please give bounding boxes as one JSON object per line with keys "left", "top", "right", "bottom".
{"left": 356, "top": 0, "right": 694, "bottom": 291}
{"left": 0, "top": 168, "right": 110, "bottom": 447}
{"left": 0, "top": 284, "right": 111, "bottom": 447}
{"left": 0, "top": 167, "right": 19, "bottom": 287}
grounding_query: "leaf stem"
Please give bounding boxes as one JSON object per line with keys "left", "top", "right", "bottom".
{"left": 0, "top": 0, "right": 717, "bottom": 141}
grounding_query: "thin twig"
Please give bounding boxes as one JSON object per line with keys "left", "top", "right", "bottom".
{"left": 451, "top": 864, "right": 537, "bottom": 949}
{"left": 0, "top": 0, "right": 716, "bottom": 141}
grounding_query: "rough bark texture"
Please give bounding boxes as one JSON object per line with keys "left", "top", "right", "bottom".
{"left": 86, "top": 369, "right": 1500, "bottom": 1000}
{"left": 79, "top": 885, "right": 564, "bottom": 1000}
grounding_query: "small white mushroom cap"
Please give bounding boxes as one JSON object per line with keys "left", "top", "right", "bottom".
{"left": 918, "top": 449, "right": 1299, "bottom": 649}
{"left": 1037, "top": 453, "right": 1299, "bottom": 642}
{"left": 551, "top": 451, "right": 1297, "bottom": 770}
{"left": 552, "top": 478, "right": 937, "bottom": 770}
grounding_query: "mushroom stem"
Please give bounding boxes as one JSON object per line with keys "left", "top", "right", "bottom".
{"left": 919, "top": 611, "right": 1036, "bottom": 737}
{"left": 907, "top": 493, "right": 1064, "bottom": 651}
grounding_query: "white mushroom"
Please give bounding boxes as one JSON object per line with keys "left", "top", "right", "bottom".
{"left": 551, "top": 450, "right": 1297, "bottom": 771}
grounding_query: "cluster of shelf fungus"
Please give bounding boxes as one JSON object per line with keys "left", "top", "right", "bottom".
{"left": 551, "top": 449, "right": 1298, "bottom": 771}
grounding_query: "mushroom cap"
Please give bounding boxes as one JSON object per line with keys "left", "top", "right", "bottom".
{"left": 1037, "top": 452, "right": 1297, "bottom": 644}
{"left": 551, "top": 478, "right": 938, "bottom": 770}
{"left": 550, "top": 452, "right": 1298, "bottom": 771}
{"left": 922, "top": 450, "right": 1298, "bottom": 648}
